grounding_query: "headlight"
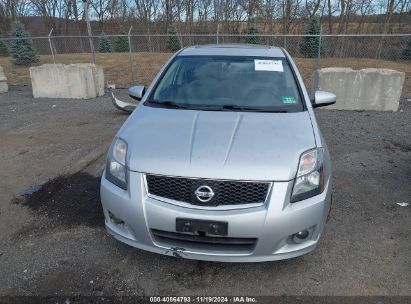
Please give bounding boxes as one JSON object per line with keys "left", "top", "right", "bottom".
{"left": 106, "top": 138, "right": 128, "bottom": 190}
{"left": 290, "top": 148, "right": 325, "bottom": 203}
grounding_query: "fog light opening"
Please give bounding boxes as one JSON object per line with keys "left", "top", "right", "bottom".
{"left": 292, "top": 230, "right": 310, "bottom": 244}
{"left": 108, "top": 211, "right": 125, "bottom": 225}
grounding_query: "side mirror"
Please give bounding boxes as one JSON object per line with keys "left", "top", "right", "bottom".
{"left": 312, "top": 91, "right": 336, "bottom": 108}
{"left": 129, "top": 85, "right": 145, "bottom": 101}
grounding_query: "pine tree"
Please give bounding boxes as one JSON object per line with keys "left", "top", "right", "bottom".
{"left": 9, "top": 21, "right": 39, "bottom": 65}
{"left": 244, "top": 26, "right": 260, "bottom": 45}
{"left": 114, "top": 31, "right": 129, "bottom": 52}
{"left": 98, "top": 32, "right": 113, "bottom": 53}
{"left": 232, "top": 28, "right": 241, "bottom": 43}
{"left": 299, "top": 18, "right": 325, "bottom": 58}
{"left": 0, "top": 39, "right": 8, "bottom": 57}
{"left": 400, "top": 38, "right": 411, "bottom": 61}
{"left": 166, "top": 25, "right": 181, "bottom": 52}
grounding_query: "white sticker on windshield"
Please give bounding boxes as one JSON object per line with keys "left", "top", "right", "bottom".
{"left": 254, "top": 60, "right": 283, "bottom": 72}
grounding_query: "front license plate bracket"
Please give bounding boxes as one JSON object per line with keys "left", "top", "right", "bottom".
{"left": 176, "top": 218, "right": 228, "bottom": 236}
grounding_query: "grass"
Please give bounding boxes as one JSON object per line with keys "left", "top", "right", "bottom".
{"left": 0, "top": 53, "right": 410, "bottom": 96}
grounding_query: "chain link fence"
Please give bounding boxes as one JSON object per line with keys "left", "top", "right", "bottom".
{"left": 0, "top": 33, "right": 410, "bottom": 95}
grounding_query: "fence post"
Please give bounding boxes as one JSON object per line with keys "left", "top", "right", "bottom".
{"left": 128, "top": 26, "right": 136, "bottom": 84}
{"left": 316, "top": 24, "right": 323, "bottom": 72}
{"left": 83, "top": 0, "right": 96, "bottom": 64}
{"left": 216, "top": 24, "right": 220, "bottom": 44}
{"left": 311, "top": 27, "right": 323, "bottom": 96}
{"left": 48, "top": 28, "right": 55, "bottom": 64}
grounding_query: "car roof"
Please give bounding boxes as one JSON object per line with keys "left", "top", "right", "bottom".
{"left": 178, "top": 44, "right": 286, "bottom": 57}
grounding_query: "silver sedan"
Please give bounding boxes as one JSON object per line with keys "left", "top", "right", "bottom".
{"left": 101, "top": 44, "right": 336, "bottom": 262}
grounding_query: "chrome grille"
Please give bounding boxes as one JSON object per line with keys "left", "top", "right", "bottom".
{"left": 145, "top": 174, "right": 270, "bottom": 207}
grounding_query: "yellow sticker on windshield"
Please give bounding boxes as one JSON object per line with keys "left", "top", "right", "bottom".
{"left": 282, "top": 96, "right": 296, "bottom": 104}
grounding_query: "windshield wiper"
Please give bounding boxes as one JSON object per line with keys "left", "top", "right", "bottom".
{"left": 146, "top": 101, "right": 288, "bottom": 112}
{"left": 221, "top": 104, "right": 288, "bottom": 113}
{"left": 146, "top": 100, "right": 189, "bottom": 109}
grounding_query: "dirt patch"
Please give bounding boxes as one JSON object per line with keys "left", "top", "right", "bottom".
{"left": 13, "top": 172, "right": 103, "bottom": 228}
{"left": 384, "top": 140, "right": 411, "bottom": 152}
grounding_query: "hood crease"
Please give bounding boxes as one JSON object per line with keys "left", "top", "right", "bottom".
{"left": 189, "top": 112, "right": 199, "bottom": 164}
{"left": 223, "top": 113, "right": 243, "bottom": 166}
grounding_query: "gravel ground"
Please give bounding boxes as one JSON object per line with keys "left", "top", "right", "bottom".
{"left": 0, "top": 87, "right": 410, "bottom": 297}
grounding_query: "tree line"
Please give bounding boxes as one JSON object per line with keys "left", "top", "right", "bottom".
{"left": 0, "top": 0, "right": 410, "bottom": 36}
{"left": 0, "top": 17, "right": 410, "bottom": 66}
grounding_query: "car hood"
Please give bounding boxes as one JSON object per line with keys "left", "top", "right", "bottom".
{"left": 119, "top": 106, "right": 316, "bottom": 181}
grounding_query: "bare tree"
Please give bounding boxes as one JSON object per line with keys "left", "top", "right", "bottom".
{"left": 376, "top": 0, "right": 402, "bottom": 57}
{"left": 305, "top": 0, "right": 321, "bottom": 18}
{"left": 88, "top": 0, "right": 112, "bottom": 29}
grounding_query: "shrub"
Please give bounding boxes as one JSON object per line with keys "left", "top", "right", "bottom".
{"left": 9, "top": 21, "right": 39, "bottom": 65}
{"left": 244, "top": 26, "right": 260, "bottom": 45}
{"left": 0, "top": 39, "right": 9, "bottom": 57}
{"left": 166, "top": 25, "right": 181, "bottom": 52}
{"left": 114, "top": 31, "right": 129, "bottom": 52}
{"left": 400, "top": 38, "right": 411, "bottom": 60}
{"left": 98, "top": 32, "right": 113, "bottom": 53}
{"left": 299, "top": 18, "right": 325, "bottom": 58}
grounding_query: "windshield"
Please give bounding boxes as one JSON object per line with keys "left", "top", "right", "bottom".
{"left": 147, "top": 55, "right": 304, "bottom": 112}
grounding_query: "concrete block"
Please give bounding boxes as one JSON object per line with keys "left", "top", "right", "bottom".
{"left": 0, "top": 65, "right": 8, "bottom": 93}
{"left": 313, "top": 68, "right": 405, "bottom": 111}
{"left": 30, "top": 64, "right": 104, "bottom": 99}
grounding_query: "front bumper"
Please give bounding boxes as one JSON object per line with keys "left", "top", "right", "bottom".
{"left": 100, "top": 171, "right": 331, "bottom": 262}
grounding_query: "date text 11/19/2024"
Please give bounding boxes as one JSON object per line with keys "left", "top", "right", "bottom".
{"left": 149, "top": 296, "right": 258, "bottom": 303}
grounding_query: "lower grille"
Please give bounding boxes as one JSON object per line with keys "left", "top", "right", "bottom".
{"left": 145, "top": 174, "right": 270, "bottom": 207}
{"left": 151, "top": 229, "right": 257, "bottom": 253}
